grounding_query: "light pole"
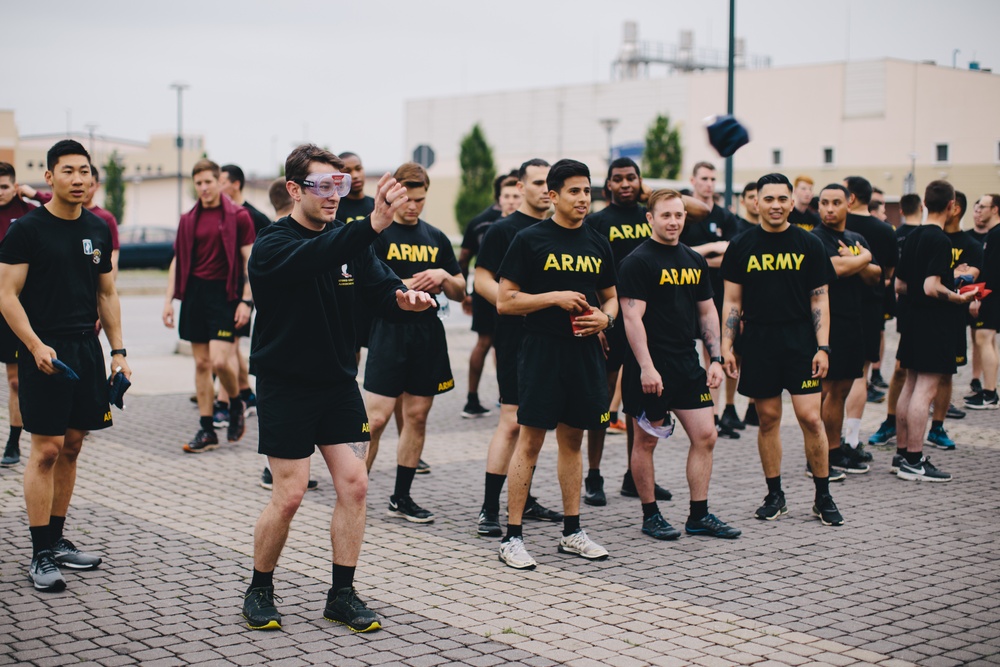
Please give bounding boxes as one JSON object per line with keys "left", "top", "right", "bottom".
{"left": 598, "top": 118, "right": 619, "bottom": 167}
{"left": 84, "top": 123, "right": 98, "bottom": 157}
{"left": 724, "top": 0, "right": 736, "bottom": 210}
{"left": 169, "top": 83, "right": 189, "bottom": 221}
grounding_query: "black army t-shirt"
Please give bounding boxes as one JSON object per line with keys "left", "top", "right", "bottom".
{"left": 498, "top": 219, "right": 616, "bottom": 338}
{"left": 585, "top": 203, "right": 649, "bottom": 268}
{"left": 679, "top": 203, "right": 741, "bottom": 305}
{"left": 372, "top": 219, "right": 460, "bottom": 323}
{"left": 789, "top": 207, "right": 822, "bottom": 233}
{"left": 896, "top": 225, "right": 953, "bottom": 315}
{"left": 846, "top": 212, "right": 897, "bottom": 302}
{"left": 0, "top": 205, "right": 113, "bottom": 336}
{"left": 243, "top": 201, "right": 272, "bottom": 235}
{"left": 618, "top": 240, "right": 713, "bottom": 356}
{"left": 478, "top": 211, "right": 542, "bottom": 339}
{"left": 812, "top": 224, "right": 871, "bottom": 320}
{"left": 336, "top": 196, "right": 375, "bottom": 225}
{"left": 460, "top": 205, "right": 503, "bottom": 259}
{"left": 721, "top": 224, "right": 833, "bottom": 326}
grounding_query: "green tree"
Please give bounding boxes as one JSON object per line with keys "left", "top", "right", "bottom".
{"left": 454, "top": 124, "right": 496, "bottom": 233}
{"left": 643, "top": 114, "right": 683, "bottom": 179}
{"left": 103, "top": 151, "right": 126, "bottom": 224}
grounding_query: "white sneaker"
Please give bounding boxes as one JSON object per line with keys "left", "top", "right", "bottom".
{"left": 558, "top": 529, "right": 609, "bottom": 560}
{"left": 498, "top": 536, "right": 537, "bottom": 570}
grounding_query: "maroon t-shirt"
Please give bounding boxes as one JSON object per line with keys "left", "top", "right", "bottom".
{"left": 89, "top": 205, "right": 120, "bottom": 250}
{"left": 192, "top": 207, "right": 228, "bottom": 280}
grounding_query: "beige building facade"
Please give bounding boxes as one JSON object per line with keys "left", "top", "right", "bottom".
{"left": 407, "top": 58, "right": 1000, "bottom": 234}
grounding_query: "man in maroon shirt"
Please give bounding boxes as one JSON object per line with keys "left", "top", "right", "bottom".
{"left": 163, "top": 159, "right": 255, "bottom": 452}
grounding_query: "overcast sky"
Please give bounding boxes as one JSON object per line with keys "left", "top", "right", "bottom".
{"left": 4, "top": 0, "right": 997, "bottom": 176}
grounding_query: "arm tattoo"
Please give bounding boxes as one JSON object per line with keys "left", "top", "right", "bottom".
{"left": 510, "top": 291, "right": 519, "bottom": 299}
{"left": 701, "top": 323, "right": 721, "bottom": 358}
{"left": 346, "top": 441, "right": 369, "bottom": 461}
{"left": 935, "top": 291, "right": 952, "bottom": 301}
{"left": 810, "top": 287, "right": 826, "bottom": 297}
{"left": 722, "top": 307, "right": 740, "bottom": 342}
{"left": 626, "top": 298, "right": 637, "bottom": 309}
{"left": 812, "top": 307, "right": 822, "bottom": 333}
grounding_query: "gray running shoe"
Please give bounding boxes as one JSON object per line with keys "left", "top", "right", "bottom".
{"left": 498, "top": 536, "right": 537, "bottom": 570}
{"left": 51, "top": 538, "right": 102, "bottom": 570}
{"left": 558, "top": 529, "right": 609, "bottom": 560}
{"left": 28, "top": 550, "right": 66, "bottom": 592}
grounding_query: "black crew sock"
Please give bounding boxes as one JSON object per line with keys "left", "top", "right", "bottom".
{"left": 813, "top": 477, "right": 830, "bottom": 497}
{"left": 502, "top": 523, "right": 522, "bottom": 543}
{"left": 765, "top": 476, "right": 782, "bottom": 495}
{"left": 29, "top": 526, "right": 50, "bottom": 556}
{"left": 250, "top": 568, "right": 273, "bottom": 590}
{"left": 896, "top": 446, "right": 907, "bottom": 457}
{"left": 48, "top": 516, "right": 65, "bottom": 544}
{"left": 931, "top": 420, "right": 943, "bottom": 431}
{"left": 641, "top": 502, "right": 659, "bottom": 519}
{"left": 985, "top": 389, "right": 998, "bottom": 399}
{"left": 229, "top": 396, "right": 244, "bottom": 415}
{"left": 587, "top": 468, "right": 601, "bottom": 480}
{"left": 468, "top": 392, "right": 479, "bottom": 403}
{"left": 394, "top": 465, "right": 417, "bottom": 499}
{"left": 885, "top": 414, "right": 896, "bottom": 427}
{"left": 689, "top": 500, "right": 709, "bottom": 521}
{"left": 563, "top": 515, "right": 581, "bottom": 536}
{"left": 905, "top": 451, "right": 923, "bottom": 465}
{"left": 240, "top": 388, "right": 253, "bottom": 401}
{"left": 609, "top": 411, "right": 618, "bottom": 424}
{"left": 483, "top": 473, "right": 506, "bottom": 514}
{"left": 332, "top": 564, "right": 356, "bottom": 592}
{"left": 8, "top": 425, "right": 21, "bottom": 445}
{"left": 200, "top": 416, "right": 214, "bottom": 431}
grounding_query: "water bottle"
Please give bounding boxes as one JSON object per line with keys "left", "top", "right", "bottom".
{"left": 436, "top": 292, "right": 450, "bottom": 320}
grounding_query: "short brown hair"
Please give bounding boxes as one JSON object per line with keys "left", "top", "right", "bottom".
{"left": 692, "top": 161, "right": 715, "bottom": 176}
{"left": 268, "top": 178, "right": 292, "bottom": 215}
{"left": 394, "top": 162, "right": 430, "bottom": 190}
{"left": 924, "top": 180, "right": 955, "bottom": 214}
{"left": 647, "top": 188, "right": 683, "bottom": 213}
{"left": 191, "top": 158, "right": 220, "bottom": 179}
{"left": 0, "top": 162, "right": 14, "bottom": 180}
{"left": 793, "top": 175, "right": 814, "bottom": 187}
{"left": 500, "top": 175, "right": 519, "bottom": 190}
{"left": 284, "top": 144, "right": 344, "bottom": 184}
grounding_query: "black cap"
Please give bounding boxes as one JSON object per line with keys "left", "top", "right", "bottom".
{"left": 706, "top": 115, "right": 750, "bottom": 158}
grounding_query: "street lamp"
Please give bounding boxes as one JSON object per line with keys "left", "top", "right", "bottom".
{"left": 598, "top": 118, "right": 619, "bottom": 167}
{"left": 84, "top": 123, "right": 98, "bottom": 157}
{"left": 724, "top": 0, "right": 736, "bottom": 209}
{"left": 169, "top": 82, "right": 189, "bottom": 221}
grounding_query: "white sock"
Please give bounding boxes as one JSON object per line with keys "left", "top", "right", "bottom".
{"left": 845, "top": 418, "right": 862, "bottom": 447}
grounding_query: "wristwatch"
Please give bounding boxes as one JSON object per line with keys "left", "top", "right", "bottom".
{"left": 605, "top": 313, "right": 615, "bottom": 330}
{"left": 710, "top": 356, "right": 724, "bottom": 365}
{"left": 110, "top": 348, "right": 127, "bottom": 357}
{"left": 817, "top": 345, "right": 832, "bottom": 355}
{"left": 241, "top": 299, "right": 254, "bottom": 308}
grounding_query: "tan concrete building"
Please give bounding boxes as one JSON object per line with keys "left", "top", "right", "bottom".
{"left": 406, "top": 58, "right": 1000, "bottom": 234}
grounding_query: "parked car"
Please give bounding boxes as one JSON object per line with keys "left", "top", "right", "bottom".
{"left": 118, "top": 226, "right": 175, "bottom": 270}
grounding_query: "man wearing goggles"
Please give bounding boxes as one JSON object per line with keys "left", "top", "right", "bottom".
{"left": 292, "top": 172, "right": 352, "bottom": 199}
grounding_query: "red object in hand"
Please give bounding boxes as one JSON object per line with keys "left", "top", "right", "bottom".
{"left": 570, "top": 307, "right": 594, "bottom": 336}
{"left": 959, "top": 283, "right": 991, "bottom": 300}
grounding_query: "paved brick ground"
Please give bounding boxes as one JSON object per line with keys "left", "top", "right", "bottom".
{"left": 1, "top": 305, "right": 999, "bottom": 666}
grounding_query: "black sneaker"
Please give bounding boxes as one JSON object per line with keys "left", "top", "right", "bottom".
{"left": 324, "top": 587, "right": 381, "bottom": 633}
{"left": 685, "top": 513, "right": 741, "bottom": 539}
{"left": 830, "top": 447, "right": 869, "bottom": 474}
{"left": 870, "top": 369, "right": 888, "bottom": 389}
{"left": 477, "top": 509, "right": 502, "bottom": 537}
{"left": 812, "top": 494, "right": 844, "bottom": 526}
{"left": 1, "top": 440, "right": 20, "bottom": 467}
{"left": 720, "top": 405, "right": 746, "bottom": 431}
{"left": 965, "top": 392, "right": 999, "bottom": 410}
{"left": 461, "top": 400, "right": 492, "bottom": 418}
{"left": 754, "top": 492, "right": 787, "bottom": 521}
{"left": 867, "top": 385, "right": 886, "bottom": 403}
{"left": 584, "top": 475, "right": 606, "bottom": 506}
{"left": 850, "top": 442, "right": 874, "bottom": 463}
{"left": 28, "top": 550, "right": 66, "bottom": 592}
{"left": 387, "top": 495, "right": 434, "bottom": 523}
{"left": 260, "top": 467, "right": 317, "bottom": 491}
{"left": 227, "top": 404, "right": 246, "bottom": 442}
{"left": 183, "top": 428, "right": 219, "bottom": 453}
{"left": 716, "top": 420, "right": 741, "bottom": 440}
{"left": 415, "top": 459, "right": 431, "bottom": 475}
{"left": 946, "top": 403, "right": 966, "bottom": 420}
{"left": 805, "top": 462, "right": 846, "bottom": 482}
{"left": 897, "top": 456, "right": 952, "bottom": 482}
{"left": 51, "top": 538, "right": 102, "bottom": 570}
{"left": 242, "top": 585, "right": 282, "bottom": 630}
{"left": 620, "top": 471, "right": 672, "bottom": 501}
{"left": 967, "top": 378, "right": 983, "bottom": 399}
{"left": 890, "top": 453, "right": 905, "bottom": 474}
{"left": 244, "top": 392, "right": 258, "bottom": 417}
{"left": 743, "top": 403, "right": 759, "bottom": 426}
{"left": 523, "top": 499, "right": 563, "bottom": 522}
{"left": 641, "top": 513, "right": 681, "bottom": 540}
{"left": 212, "top": 400, "right": 229, "bottom": 427}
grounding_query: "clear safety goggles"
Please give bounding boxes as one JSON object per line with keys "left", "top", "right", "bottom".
{"left": 294, "top": 172, "right": 352, "bottom": 198}
{"left": 637, "top": 412, "right": 675, "bottom": 440}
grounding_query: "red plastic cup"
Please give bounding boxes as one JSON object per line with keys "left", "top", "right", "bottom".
{"left": 570, "top": 307, "right": 594, "bottom": 336}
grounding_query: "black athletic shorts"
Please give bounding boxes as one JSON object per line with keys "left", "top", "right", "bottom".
{"left": 19, "top": 333, "right": 111, "bottom": 436}
{"left": 954, "top": 313, "right": 969, "bottom": 367}
{"left": 826, "top": 316, "right": 865, "bottom": 382}
{"left": 897, "top": 311, "right": 957, "bottom": 375}
{"left": 603, "top": 324, "right": 627, "bottom": 374}
{"left": 861, "top": 299, "right": 883, "bottom": 363}
{"left": 470, "top": 292, "right": 497, "bottom": 335}
{"left": 976, "top": 297, "right": 1000, "bottom": 331}
{"left": 0, "top": 317, "right": 20, "bottom": 364}
{"left": 516, "top": 332, "right": 609, "bottom": 431}
{"left": 179, "top": 277, "right": 239, "bottom": 344}
{"left": 621, "top": 350, "right": 713, "bottom": 420}
{"left": 494, "top": 326, "right": 523, "bottom": 406}
{"left": 257, "top": 376, "right": 370, "bottom": 459}
{"left": 738, "top": 321, "right": 822, "bottom": 399}
{"left": 364, "top": 317, "right": 454, "bottom": 397}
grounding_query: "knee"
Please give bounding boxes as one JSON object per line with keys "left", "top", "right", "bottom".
{"left": 7, "top": 376, "right": 17, "bottom": 394}
{"left": 799, "top": 414, "right": 825, "bottom": 436}
{"left": 272, "top": 490, "right": 306, "bottom": 520}
{"left": 368, "top": 412, "right": 389, "bottom": 435}
{"left": 403, "top": 409, "right": 428, "bottom": 432}
{"left": 60, "top": 439, "right": 84, "bottom": 463}
{"left": 694, "top": 429, "right": 717, "bottom": 451}
{"left": 194, "top": 356, "right": 212, "bottom": 375}
{"left": 211, "top": 357, "right": 230, "bottom": 376}
{"left": 29, "top": 443, "right": 61, "bottom": 470}
{"left": 340, "top": 473, "right": 368, "bottom": 506}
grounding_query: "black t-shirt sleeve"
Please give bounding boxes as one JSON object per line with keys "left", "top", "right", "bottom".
{"left": 806, "top": 236, "right": 835, "bottom": 290}
{"left": 597, "top": 236, "right": 616, "bottom": 290}
{"left": 461, "top": 219, "right": 480, "bottom": 252}
{"left": 435, "top": 229, "right": 462, "bottom": 275}
{"left": 497, "top": 233, "right": 530, "bottom": 286}
{"left": 694, "top": 253, "right": 714, "bottom": 301}
{"left": 928, "top": 234, "right": 953, "bottom": 281}
{"left": 476, "top": 224, "right": 506, "bottom": 273}
{"left": 719, "top": 236, "right": 743, "bottom": 284}
{"left": 617, "top": 254, "right": 648, "bottom": 301}
{"left": 0, "top": 220, "right": 34, "bottom": 264}
{"left": 965, "top": 239, "right": 984, "bottom": 270}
